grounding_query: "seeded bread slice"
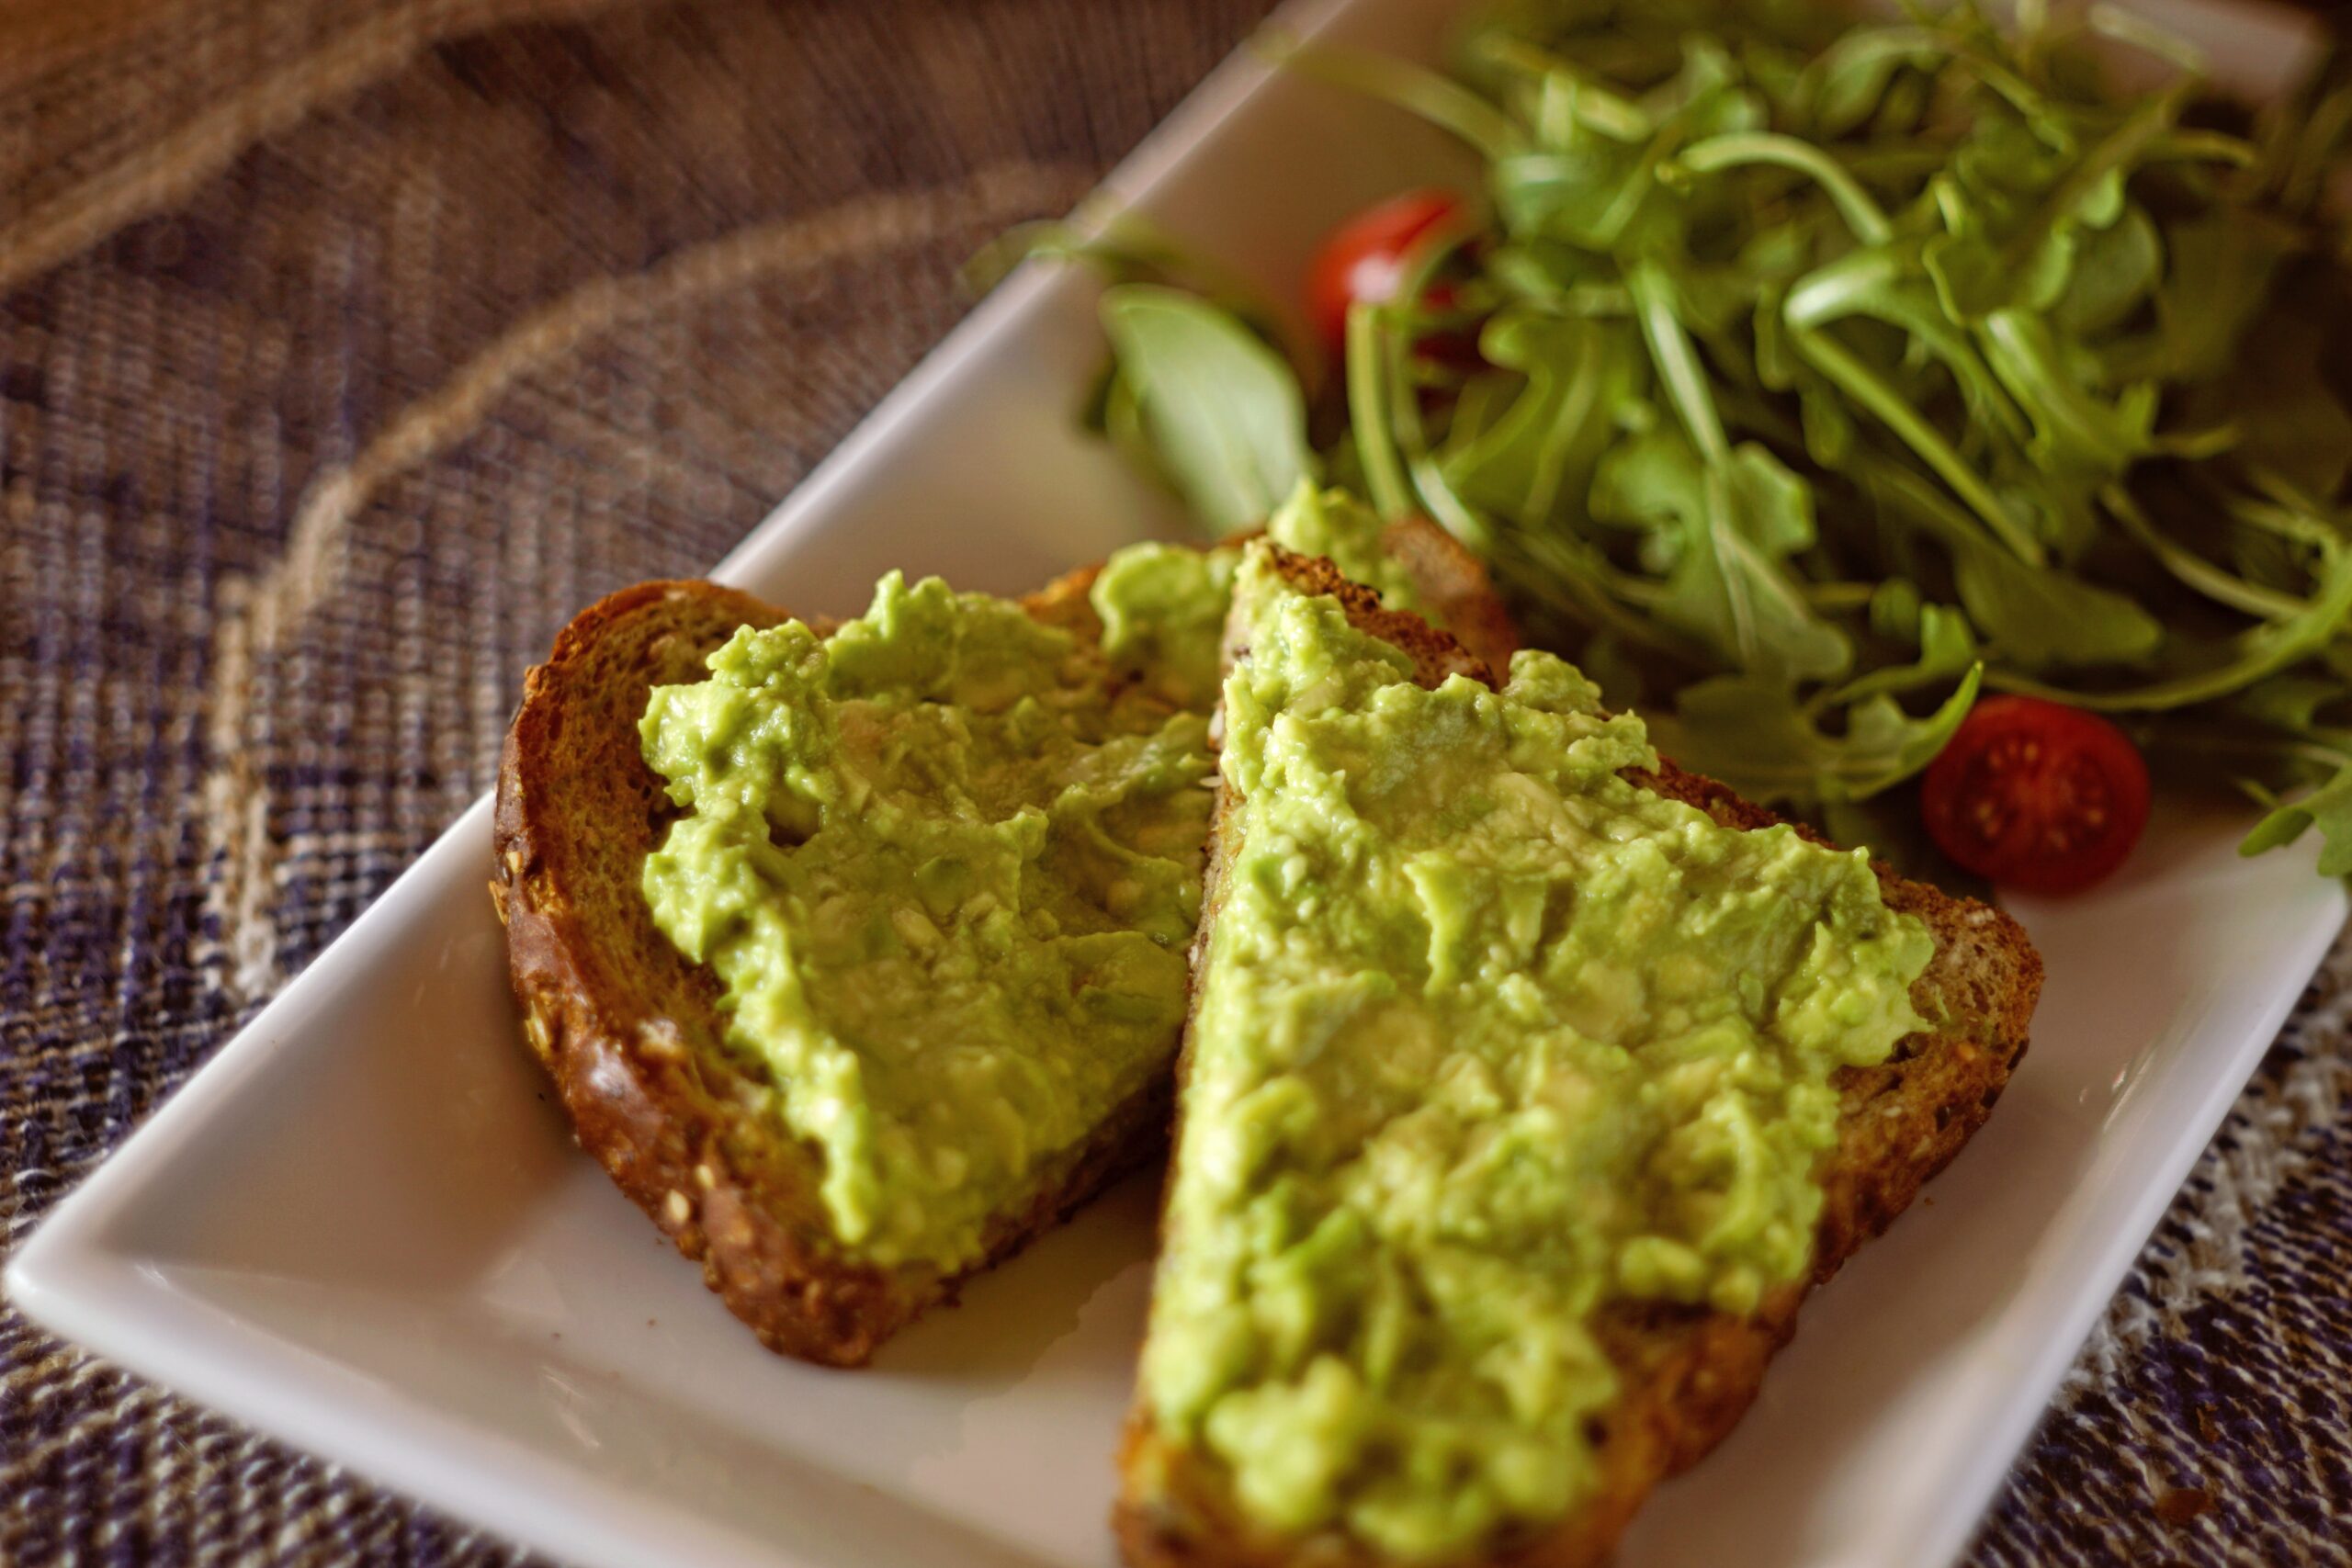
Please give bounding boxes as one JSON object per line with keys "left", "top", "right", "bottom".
{"left": 1114, "top": 545, "right": 2043, "bottom": 1567}
{"left": 492, "top": 524, "right": 1516, "bottom": 1367}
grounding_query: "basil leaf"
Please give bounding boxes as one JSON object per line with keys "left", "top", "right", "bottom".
{"left": 1099, "top": 285, "right": 1315, "bottom": 536}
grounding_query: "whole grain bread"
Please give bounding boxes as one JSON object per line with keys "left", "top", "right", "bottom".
{"left": 492, "top": 578, "right": 1125, "bottom": 1367}
{"left": 492, "top": 524, "right": 1515, "bottom": 1367}
{"left": 1114, "top": 545, "right": 2043, "bottom": 1568}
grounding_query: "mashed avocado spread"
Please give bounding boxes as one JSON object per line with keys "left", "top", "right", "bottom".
{"left": 1091, "top": 483, "right": 1416, "bottom": 711}
{"left": 1138, "top": 546, "right": 1932, "bottom": 1559}
{"left": 639, "top": 486, "right": 1396, "bottom": 1271}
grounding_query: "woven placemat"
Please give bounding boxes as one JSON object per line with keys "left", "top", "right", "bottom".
{"left": 1, "top": 1, "right": 2346, "bottom": 1562}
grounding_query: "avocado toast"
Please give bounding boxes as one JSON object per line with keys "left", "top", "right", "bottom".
{"left": 1116, "top": 543, "right": 2041, "bottom": 1567}
{"left": 492, "top": 503, "right": 1512, "bottom": 1367}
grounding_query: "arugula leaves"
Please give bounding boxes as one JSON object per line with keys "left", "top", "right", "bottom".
{"left": 1441, "top": 310, "right": 1638, "bottom": 530}
{"left": 1008, "top": 0, "right": 2352, "bottom": 882}
{"left": 1590, "top": 424, "right": 1850, "bottom": 681}
{"left": 1668, "top": 664, "right": 1983, "bottom": 807}
{"left": 2244, "top": 765, "right": 2352, "bottom": 876}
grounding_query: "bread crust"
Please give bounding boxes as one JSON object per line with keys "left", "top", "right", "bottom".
{"left": 1114, "top": 547, "right": 2042, "bottom": 1568}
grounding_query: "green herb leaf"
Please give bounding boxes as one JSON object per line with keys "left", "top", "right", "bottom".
{"left": 1865, "top": 464, "right": 2164, "bottom": 666}
{"left": 1980, "top": 307, "right": 2158, "bottom": 477}
{"left": 2233, "top": 673, "right": 2343, "bottom": 734}
{"left": 1273, "top": 36, "right": 1525, "bottom": 163}
{"left": 1797, "top": 25, "right": 1947, "bottom": 138}
{"left": 1952, "top": 537, "right": 2165, "bottom": 668}
{"left": 1997, "top": 534, "right": 2352, "bottom": 710}
{"left": 1099, "top": 285, "right": 1316, "bottom": 536}
{"left": 1835, "top": 602, "right": 1978, "bottom": 703}
{"left": 1441, "top": 311, "right": 1642, "bottom": 527}
{"left": 1667, "top": 663, "right": 1982, "bottom": 805}
{"left": 2051, "top": 204, "right": 2162, "bottom": 335}
{"left": 2176, "top": 258, "right": 2352, "bottom": 501}
{"left": 1922, "top": 213, "right": 2076, "bottom": 325}
{"left": 2241, "top": 761, "right": 2352, "bottom": 874}
{"left": 1592, "top": 425, "right": 1851, "bottom": 682}
{"left": 2123, "top": 208, "right": 2296, "bottom": 384}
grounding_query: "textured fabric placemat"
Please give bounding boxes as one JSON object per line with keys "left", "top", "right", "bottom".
{"left": 1, "top": 1, "right": 2346, "bottom": 1562}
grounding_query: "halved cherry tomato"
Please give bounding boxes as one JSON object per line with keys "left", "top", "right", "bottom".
{"left": 1305, "top": 188, "right": 1470, "bottom": 359}
{"left": 1920, "top": 695, "right": 2151, "bottom": 896}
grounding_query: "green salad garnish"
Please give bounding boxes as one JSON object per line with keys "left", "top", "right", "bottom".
{"left": 998, "top": 0, "right": 2352, "bottom": 883}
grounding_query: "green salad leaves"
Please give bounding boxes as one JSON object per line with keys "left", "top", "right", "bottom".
{"left": 1017, "top": 0, "right": 2352, "bottom": 879}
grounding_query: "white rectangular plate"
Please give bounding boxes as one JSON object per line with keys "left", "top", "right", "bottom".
{"left": 9, "top": 2, "right": 2343, "bottom": 1566}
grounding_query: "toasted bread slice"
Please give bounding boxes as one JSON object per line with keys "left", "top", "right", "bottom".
{"left": 492, "top": 524, "right": 1515, "bottom": 1367}
{"left": 1116, "top": 546, "right": 2042, "bottom": 1567}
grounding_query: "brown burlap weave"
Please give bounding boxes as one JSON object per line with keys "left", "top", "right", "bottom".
{"left": 2, "top": 1, "right": 2346, "bottom": 1562}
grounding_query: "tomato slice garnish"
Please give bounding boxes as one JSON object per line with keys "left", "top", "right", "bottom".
{"left": 1305, "top": 188, "right": 1471, "bottom": 360}
{"left": 1920, "top": 694, "right": 2152, "bottom": 896}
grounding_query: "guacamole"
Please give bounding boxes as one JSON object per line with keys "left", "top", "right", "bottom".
{"left": 1139, "top": 546, "right": 1932, "bottom": 1559}
{"left": 639, "top": 489, "right": 1405, "bottom": 1271}
{"left": 1091, "top": 483, "right": 1417, "bottom": 712}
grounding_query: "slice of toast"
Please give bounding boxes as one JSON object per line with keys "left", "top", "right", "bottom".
{"left": 492, "top": 524, "right": 1515, "bottom": 1368}
{"left": 1115, "top": 546, "right": 2043, "bottom": 1567}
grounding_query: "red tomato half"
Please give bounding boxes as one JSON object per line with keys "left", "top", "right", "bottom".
{"left": 1920, "top": 695, "right": 2151, "bottom": 896}
{"left": 1305, "top": 188, "right": 1467, "bottom": 358}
